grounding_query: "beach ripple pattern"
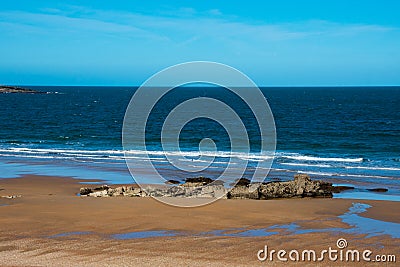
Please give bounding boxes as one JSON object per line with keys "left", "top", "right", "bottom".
{"left": 122, "top": 61, "right": 276, "bottom": 207}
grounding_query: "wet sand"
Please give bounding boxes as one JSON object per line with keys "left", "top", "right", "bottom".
{"left": 0, "top": 175, "right": 399, "bottom": 266}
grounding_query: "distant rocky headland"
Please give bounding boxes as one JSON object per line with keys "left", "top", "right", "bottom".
{"left": 0, "top": 85, "right": 44, "bottom": 94}
{"left": 80, "top": 174, "right": 337, "bottom": 199}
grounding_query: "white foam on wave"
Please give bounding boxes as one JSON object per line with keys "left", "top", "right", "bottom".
{"left": 345, "top": 166, "right": 400, "bottom": 171}
{"left": 126, "top": 149, "right": 274, "bottom": 161}
{"left": 9, "top": 154, "right": 72, "bottom": 160}
{"left": 336, "top": 173, "right": 396, "bottom": 179}
{"left": 1, "top": 147, "right": 399, "bottom": 184}
{"left": 270, "top": 168, "right": 292, "bottom": 172}
{"left": 1, "top": 147, "right": 396, "bottom": 179}
{"left": 0, "top": 148, "right": 124, "bottom": 155}
{"left": 212, "top": 161, "right": 237, "bottom": 165}
{"left": 281, "top": 162, "right": 332, "bottom": 168}
{"left": 282, "top": 155, "right": 363, "bottom": 163}
{"left": 3, "top": 147, "right": 361, "bottom": 164}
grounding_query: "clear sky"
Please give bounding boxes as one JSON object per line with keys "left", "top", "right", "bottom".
{"left": 1, "top": 0, "right": 399, "bottom": 86}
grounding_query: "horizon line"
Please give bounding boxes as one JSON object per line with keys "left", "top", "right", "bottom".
{"left": 4, "top": 84, "right": 400, "bottom": 88}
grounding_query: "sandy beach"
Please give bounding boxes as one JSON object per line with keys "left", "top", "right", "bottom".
{"left": 0, "top": 175, "right": 398, "bottom": 266}
{"left": 1, "top": 0, "right": 400, "bottom": 265}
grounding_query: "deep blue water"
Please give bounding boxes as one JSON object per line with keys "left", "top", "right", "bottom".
{"left": 0, "top": 86, "right": 399, "bottom": 194}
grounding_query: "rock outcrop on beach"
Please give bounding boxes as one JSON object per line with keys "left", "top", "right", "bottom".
{"left": 79, "top": 185, "right": 147, "bottom": 198}
{"left": 259, "top": 174, "right": 332, "bottom": 199}
{"left": 0, "top": 85, "right": 43, "bottom": 94}
{"left": 367, "top": 188, "right": 388, "bottom": 192}
{"left": 331, "top": 185, "right": 355, "bottom": 193}
{"left": 227, "top": 174, "right": 333, "bottom": 199}
{"left": 182, "top": 177, "right": 214, "bottom": 187}
{"left": 79, "top": 174, "right": 334, "bottom": 199}
{"left": 80, "top": 182, "right": 227, "bottom": 199}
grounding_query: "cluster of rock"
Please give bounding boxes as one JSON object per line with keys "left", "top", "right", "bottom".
{"left": 79, "top": 174, "right": 335, "bottom": 199}
{"left": 79, "top": 182, "right": 227, "bottom": 199}
{"left": 229, "top": 174, "right": 333, "bottom": 199}
{"left": 79, "top": 185, "right": 147, "bottom": 198}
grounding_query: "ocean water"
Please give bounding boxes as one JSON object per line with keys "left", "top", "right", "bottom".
{"left": 0, "top": 86, "right": 399, "bottom": 194}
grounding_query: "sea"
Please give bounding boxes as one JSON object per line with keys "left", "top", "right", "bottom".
{"left": 0, "top": 86, "right": 399, "bottom": 200}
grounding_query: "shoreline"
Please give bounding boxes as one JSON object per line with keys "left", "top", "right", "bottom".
{"left": 0, "top": 158, "right": 399, "bottom": 203}
{"left": 0, "top": 174, "right": 399, "bottom": 265}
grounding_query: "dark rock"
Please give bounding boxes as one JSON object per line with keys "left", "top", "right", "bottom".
{"left": 367, "top": 188, "right": 388, "bottom": 192}
{"left": 183, "top": 177, "right": 214, "bottom": 187}
{"left": 312, "top": 181, "right": 334, "bottom": 198}
{"left": 228, "top": 183, "right": 260, "bottom": 199}
{"left": 185, "top": 177, "right": 214, "bottom": 184}
{"left": 332, "top": 186, "right": 355, "bottom": 193}
{"left": 258, "top": 174, "right": 333, "bottom": 199}
{"left": 93, "top": 185, "right": 109, "bottom": 191}
{"left": 258, "top": 181, "right": 295, "bottom": 199}
{"left": 232, "top": 178, "right": 251, "bottom": 186}
{"left": 79, "top": 188, "right": 93, "bottom": 195}
{"left": 165, "top": 179, "right": 180, "bottom": 185}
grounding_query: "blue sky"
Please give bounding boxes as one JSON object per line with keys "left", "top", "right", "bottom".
{"left": 1, "top": 0, "right": 399, "bottom": 86}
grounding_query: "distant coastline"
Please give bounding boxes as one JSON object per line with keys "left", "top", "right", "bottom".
{"left": 0, "top": 85, "right": 44, "bottom": 94}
